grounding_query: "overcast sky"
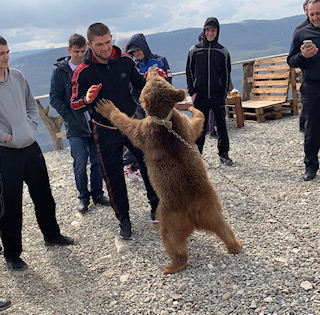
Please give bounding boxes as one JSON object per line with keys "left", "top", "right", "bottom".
{"left": 1, "top": 0, "right": 304, "bottom": 52}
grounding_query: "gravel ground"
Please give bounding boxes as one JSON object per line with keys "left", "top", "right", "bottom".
{"left": 1, "top": 114, "right": 320, "bottom": 315}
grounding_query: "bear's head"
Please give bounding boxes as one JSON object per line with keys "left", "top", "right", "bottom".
{"left": 140, "top": 73, "right": 186, "bottom": 118}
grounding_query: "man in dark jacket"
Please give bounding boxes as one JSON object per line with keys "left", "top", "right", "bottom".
{"left": 186, "top": 17, "right": 233, "bottom": 165}
{"left": 71, "top": 23, "right": 160, "bottom": 239}
{"left": 287, "top": 0, "right": 320, "bottom": 181}
{"left": 50, "top": 34, "right": 110, "bottom": 213}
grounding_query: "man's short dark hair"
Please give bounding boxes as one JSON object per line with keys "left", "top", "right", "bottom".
{"left": 87, "top": 23, "right": 110, "bottom": 43}
{"left": 308, "top": 0, "right": 320, "bottom": 7}
{"left": 0, "top": 36, "right": 7, "bottom": 46}
{"left": 68, "top": 34, "right": 86, "bottom": 48}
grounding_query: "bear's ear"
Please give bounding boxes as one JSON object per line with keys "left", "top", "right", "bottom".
{"left": 174, "top": 89, "right": 186, "bottom": 102}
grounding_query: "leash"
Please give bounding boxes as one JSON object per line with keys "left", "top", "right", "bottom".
{"left": 160, "top": 122, "right": 320, "bottom": 255}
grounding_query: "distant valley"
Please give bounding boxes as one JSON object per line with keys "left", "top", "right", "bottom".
{"left": 9, "top": 14, "right": 305, "bottom": 152}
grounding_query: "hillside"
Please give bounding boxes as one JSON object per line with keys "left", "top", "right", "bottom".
{"left": 10, "top": 14, "right": 305, "bottom": 152}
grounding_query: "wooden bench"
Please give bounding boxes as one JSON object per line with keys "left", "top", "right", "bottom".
{"left": 226, "top": 56, "right": 298, "bottom": 123}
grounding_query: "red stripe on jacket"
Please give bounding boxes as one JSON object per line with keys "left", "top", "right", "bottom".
{"left": 71, "top": 63, "right": 89, "bottom": 110}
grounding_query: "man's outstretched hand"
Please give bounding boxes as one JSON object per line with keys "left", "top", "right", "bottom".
{"left": 86, "top": 83, "right": 102, "bottom": 104}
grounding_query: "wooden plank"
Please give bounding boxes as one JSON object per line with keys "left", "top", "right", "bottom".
{"left": 254, "top": 56, "right": 287, "bottom": 65}
{"left": 251, "top": 87, "right": 288, "bottom": 94}
{"left": 254, "top": 72, "right": 290, "bottom": 80}
{"left": 252, "top": 79, "right": 289, "bottom": 87}
{"left": 254, "top": 65, "right": 290, "bottom": 72}
{"left": 250, "top": 95, "right": 287, "bottom": 101}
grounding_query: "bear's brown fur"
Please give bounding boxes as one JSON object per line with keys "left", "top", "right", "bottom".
{"left": 96, "top": 72, "right": 241, "bottom": 274}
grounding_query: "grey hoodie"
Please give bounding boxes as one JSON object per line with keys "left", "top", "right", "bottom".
{"left": 0, "top": 68, "right": 38, "bottom": 149}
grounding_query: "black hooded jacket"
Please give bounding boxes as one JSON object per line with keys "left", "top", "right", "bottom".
{"left": 186, "top": 17, "right": 231, "bottom": 103}
{"left": 71, "top": 46, "right": 146, "bottom": 128}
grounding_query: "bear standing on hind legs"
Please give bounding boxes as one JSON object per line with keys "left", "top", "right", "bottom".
{"left": 95, "top": 69, "right": 242, "bottom": 274}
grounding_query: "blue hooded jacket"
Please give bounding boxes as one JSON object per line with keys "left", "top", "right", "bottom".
{"left": 126, "top": 33, "right": 172, "bottom": 84}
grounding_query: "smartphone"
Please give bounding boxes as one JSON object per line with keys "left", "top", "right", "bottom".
{"left": 303, "top": 39, "right": 313, "bottom": 47}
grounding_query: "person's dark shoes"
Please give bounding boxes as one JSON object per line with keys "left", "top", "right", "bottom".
{"left": 0, "top": 298, "right": 11, "bottom": 311}
{"left": 77, "top": 198, "right": 90, "bottom": 214}
{"left": 93, "top": 195, "right": 111, "bottom": 206}
{"left": 209, "top": 130, "right": 218, "bottom": 139}
{"left": 6, "top": 257, "right": 28, "bottom": 271}
{"left": 119, "top": 217, "right": 132, "bottom": 240}
{"left": 219, "top": 153, "right": 233, "bottom": 166}
{"left": 302, "top": 171, "right": 316, "bottom": 181}
{"left": 44, "top": 235, "right": 74, "bottom": 247}
{"left": 150, "top": 211, "right": 159, "bottom": 223}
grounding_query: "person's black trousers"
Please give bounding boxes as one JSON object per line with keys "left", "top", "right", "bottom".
{"left": 93, "top": 124, "right": 159, "bottom": 221}
{"left": 0, "top": 142, "right": 60, "bottom": 259}
{"left": 194, "top": 97, "right": 230, "bottom": 155}
{"left": 301, "top": 91, "right": 320, "bottom": 173}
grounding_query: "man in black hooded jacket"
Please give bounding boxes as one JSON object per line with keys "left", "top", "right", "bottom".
{"left": 186, "top": 17, "right": 233, "bottom": 165}
{"left": 71, "top": 23, "right": 160, "bottom": 239}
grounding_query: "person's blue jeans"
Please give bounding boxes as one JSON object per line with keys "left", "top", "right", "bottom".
{"left": 68, "top": 136, "right": 103, "bottom": 200}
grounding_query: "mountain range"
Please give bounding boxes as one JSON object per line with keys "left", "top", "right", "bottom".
{"left": 9, "top": 14, "right": 305, "bottom": 152}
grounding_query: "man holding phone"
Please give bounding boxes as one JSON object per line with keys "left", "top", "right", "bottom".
{"left": 288, "top": 0, "right": 320, "bottom": 181}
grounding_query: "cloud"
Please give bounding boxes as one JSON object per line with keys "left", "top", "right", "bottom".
{"left": 1, "top": 0, "right": 303, "bottom": 51}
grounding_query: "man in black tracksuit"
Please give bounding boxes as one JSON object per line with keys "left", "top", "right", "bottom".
{"left": 287, "top": 0, "right": 320, "bottom": 181}
{"left": 71, "top": 23, "right": 159, "bottom": 239}
{"left": 186, "top": 17, "right": 233, "bottom": 165}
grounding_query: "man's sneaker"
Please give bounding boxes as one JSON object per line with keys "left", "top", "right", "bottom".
{"left": 119, "top": 217, "right": 132, "bottom": 240}
{"left": 44, "top": 235, "right": 74, "bottom": 246}
{"left": 77, "top": 198, "right": 90, "bottom": 214}
{"left": 150, "top": 212, "right": 159, "bottom": 223}
{"left": 93, "top": 195, "right": 111, "bottom": 206}
{"left": 302, "top": 170, "right": 316, "bottom": 181}
{"left": 6, "top": 257, "right": 28, "bottom": 271}
{"left": 124, "top": 165, "right": 143, "bottom": 182}
{"left": 220, "top": 153, "right": 233, "bottom": 166}
{"left": 0, "top": 298, "right": 11, "bottom": 311}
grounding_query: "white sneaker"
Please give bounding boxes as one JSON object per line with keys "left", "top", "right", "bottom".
{"left": 124, "top": 165, "right": 143, "bottom": 182}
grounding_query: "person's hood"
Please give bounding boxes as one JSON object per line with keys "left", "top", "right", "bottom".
{"left": 203, "top": 17, "right": 220, "bottom": 45}
{"left": 126, "top": 33, "right": 152, "bottom": 59}
{"left": 114, "top": 36, "right": 130, "bottom": 54}
{"left": 54, "top": 56, "right": 71, "bottom": 69}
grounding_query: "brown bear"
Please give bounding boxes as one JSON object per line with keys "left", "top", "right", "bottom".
{"left": 95, "top": 71, "right": 242, "bottom": 274}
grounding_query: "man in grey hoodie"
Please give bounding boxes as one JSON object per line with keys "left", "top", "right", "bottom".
{"left": 0, "top": 36, "right": 74, "bottom": 271}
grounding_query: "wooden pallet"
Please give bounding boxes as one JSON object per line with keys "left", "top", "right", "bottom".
{"left": 226, "top": 56, "right": 298, "bottom": 123}
{"left": 241, "top": 100, "right": 284, "bottom": 122}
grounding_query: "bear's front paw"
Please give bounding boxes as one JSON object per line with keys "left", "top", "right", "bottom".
{"left": 95, "top": 98, "right": 114, "bottom": 118}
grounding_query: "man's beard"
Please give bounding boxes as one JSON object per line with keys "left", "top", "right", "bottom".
{"left": 92, "top": 47, "right": 111, "bottom": 62}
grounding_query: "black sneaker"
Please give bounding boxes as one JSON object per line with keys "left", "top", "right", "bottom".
{"left": 44, "top": 235, "right": 74, "bottom": 246}
{"left": 93, "top": 195, "right": 111, "bottom": 206}
{"left": 302, "top": 171, "right": 316, "bottom": 181}
{"left": 219, "top": 153, "right": 233, "bottom": 166}
{"left": 0, "top": 298, "right": 11, "bottom": 311}
{"left": 119, "top": 217, "right": 132, "bottom": 240}
{"left": 77, "top": 198, "right": 90, "bottom": 214}
{"left": 6, "top": 257, "right": 28, "bottom": 271}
